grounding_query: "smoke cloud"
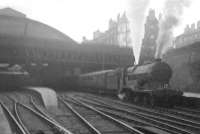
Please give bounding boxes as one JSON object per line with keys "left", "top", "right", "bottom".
{"left": 155, "top": 0, "right": 191, "bottom": 58}
{"left": 127, "top": 0, "right": 150, "bottom": 63}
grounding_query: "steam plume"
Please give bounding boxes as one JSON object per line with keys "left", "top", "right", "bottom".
{"left": 155, "top": 0, "right": 191, "bottom": 58}
{"left": 127, "top": 0, "right": 150, "bottom": 63}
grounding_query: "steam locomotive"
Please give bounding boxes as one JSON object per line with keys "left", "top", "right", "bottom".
{"left": 79, "top": 59, "right": 183, "bottom": 106}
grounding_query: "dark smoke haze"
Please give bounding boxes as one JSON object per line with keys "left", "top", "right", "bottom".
{"left": 155, "top": 0, "right": 191, "bottom": 58}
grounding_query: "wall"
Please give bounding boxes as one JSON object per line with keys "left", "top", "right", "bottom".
{"left": 164, "top": 42, "right": 200, "bottom": 93}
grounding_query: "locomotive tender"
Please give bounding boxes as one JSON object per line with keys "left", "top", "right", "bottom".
{"left": 79, "top": 59, "right": 183, "bottom": 106}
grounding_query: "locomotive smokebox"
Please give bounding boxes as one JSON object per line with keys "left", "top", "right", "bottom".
{"left": 150, "top": 60, "right": 172, "bottom": 83}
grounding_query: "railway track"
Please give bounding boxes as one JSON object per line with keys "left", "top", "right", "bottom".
{"left": 72, "top": 96, "right": 192, "bottom": 134}
{"left": 59, "top": 96, "right": 145, "bottom": 134}
{"left": 174, "top": 106, "right": 200, "bottom": 115}
{"left": 1, "top": 90, "right": 200, "bottom": 134}
{"left": 56, "top": 97, "right": 95, "bottom": 134}
{"left": 75, "top": 93, "right": 200, "bottom": 122}
{"left": 15, "top": 101, "right": 73, "bottom": 134}
{"left": 0, "top": 91, "right": 73, "bottom": 134}
{"left": 156, "top": 106, "right": 200, "bottom": 122}
{"left": 0, "top": 93, "right": 16, "bottom": 112}
{"left": 79, "top": 93, "right": 200, "bottom": 122}
{"left": 68, "top": 93, "right": 200, "bottom": 134}
{"left": 0, "top": 101, "right": 26, "bottom": 134}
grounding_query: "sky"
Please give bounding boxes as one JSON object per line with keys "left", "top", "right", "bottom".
{"left": 0, "top": 0, "right": 127, "bottom": 41}
{"left": 149, "top": 0, "right": 199, "bottom": 36}
{"left": 0, "top": 0, "right": 199, "bottom": 63}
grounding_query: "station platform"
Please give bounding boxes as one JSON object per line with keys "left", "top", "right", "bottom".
{"left": 183, "top": 92, "right": 200, "bottom": 98}
{"left": 182, "top": 92, "right": 200, "bottom": 107}
{"left": 26, "top": 87, "right": 58, "bottom": 110}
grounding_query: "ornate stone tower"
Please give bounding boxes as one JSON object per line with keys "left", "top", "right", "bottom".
{"left": 117, "top": 12, "right": 131, "bottom": 47}
{"left": 139, "top": 9, "right": 159, "bottom": 64}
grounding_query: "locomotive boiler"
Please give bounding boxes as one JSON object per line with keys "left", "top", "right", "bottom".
{"left": 79, "top": 59, "right": 183, "bottom": 106}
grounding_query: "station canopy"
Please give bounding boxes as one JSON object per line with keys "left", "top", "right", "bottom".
{"left": 0, "top": 8, "right": 135, "bottom": 69}
{"left": 0, "top": 8, "right": 77, "bottom": 44}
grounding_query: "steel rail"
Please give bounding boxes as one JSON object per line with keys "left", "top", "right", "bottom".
{"left": 6, "top": 95, "right": 31, "bottom": 134}
{"left": 174, "top": 106, "right": 200, "bottom": 115}
{"left": 29, "top": 96, "right": 59, "bottom": 124}
{"left": 59, "top": 97, "right": 102, "bottom": 134}
{"left": 159, "top": 107, "right": 200, "bottom": 121}
{"left": 170, "top": 106, "right": 200, "bottom": 119}
{"left": 14, "top": 102, "right": 31, "bottom": 134}
{"left": 73, "top": 97, "right": 180, "bottom": 134}
{"left": 96, "top": 106, "right": 176, "bottom": 134}
{"left": 0, "top": 101, "right": 26, "bottom": 134}
{"left": 75, "top": 96, "right": 195, "bottom": 134}
{"left": 16, "top": 102, "right": 74, "bottom": 134}
{"left": 77, "top": 96, "right": 193, "bottom": 134}
{"left": 78, "top": 94, "right": 200, "bottom": 127}
{"left": 6, "top": 95, "right": 17, "bottom": 102}
{"left": 68, "top": 96, "right": 144, "bottom": 134}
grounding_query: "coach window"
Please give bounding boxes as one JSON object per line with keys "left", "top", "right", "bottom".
{"left": 128, "top": 74, "right": 136, "bottom": 80}
{"left": 68, "top": 52, "right": 71, "bottom": 59}
{"left": 25, "top": 48, "right": 30, "bottom": 57}
{"left": 61, "top": 52, "right": 65, "bottom": 59}
{"left": 96, "top": 54, "right": 100, "bottom": 62}
{"left": 43, "top": 50, "right": 48, "bottom": 59}
{"left": 29, "top": 49, "right": 34, "bottom": 58}
{"left": 78, "top": 54, "right": 82, "bottom": 61}
{"left": 37, "top": 48, "right": 42, "bottom": 59}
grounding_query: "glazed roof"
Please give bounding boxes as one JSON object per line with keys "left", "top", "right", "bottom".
{"left": 0, "top": 8, "right": 76, "bottom": 43}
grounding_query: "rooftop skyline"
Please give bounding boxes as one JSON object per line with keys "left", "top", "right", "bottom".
{"left": 0, "top": 0, "right": 199, "bottom": 63}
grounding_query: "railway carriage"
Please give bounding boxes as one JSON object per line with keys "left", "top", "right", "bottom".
{"left": 79, "top": 69, "right": 121, "bottom": 94}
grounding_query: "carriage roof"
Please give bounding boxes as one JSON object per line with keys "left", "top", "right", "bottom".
{"left": 79, "top": 69, "right": 115, "bottom": 77}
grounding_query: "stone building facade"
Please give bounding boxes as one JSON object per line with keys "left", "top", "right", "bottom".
{"left": 163, "top": 21, "right": 200, "bottom": 93}
{"left": 139, "top": 9, "right": 159, "bottom": 64}
{"left": 84, "top": 12, "right": 131, "bottom": 47}
{"left": 174, "top": 21, "right": 200, "bottom": 49}
{"left": 164, "top": 42, "right": 200, "bottom": 93}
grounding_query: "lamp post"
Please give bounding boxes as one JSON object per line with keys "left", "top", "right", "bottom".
{"left": 102, "top": 51, "right": 104, "bottom": 70}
